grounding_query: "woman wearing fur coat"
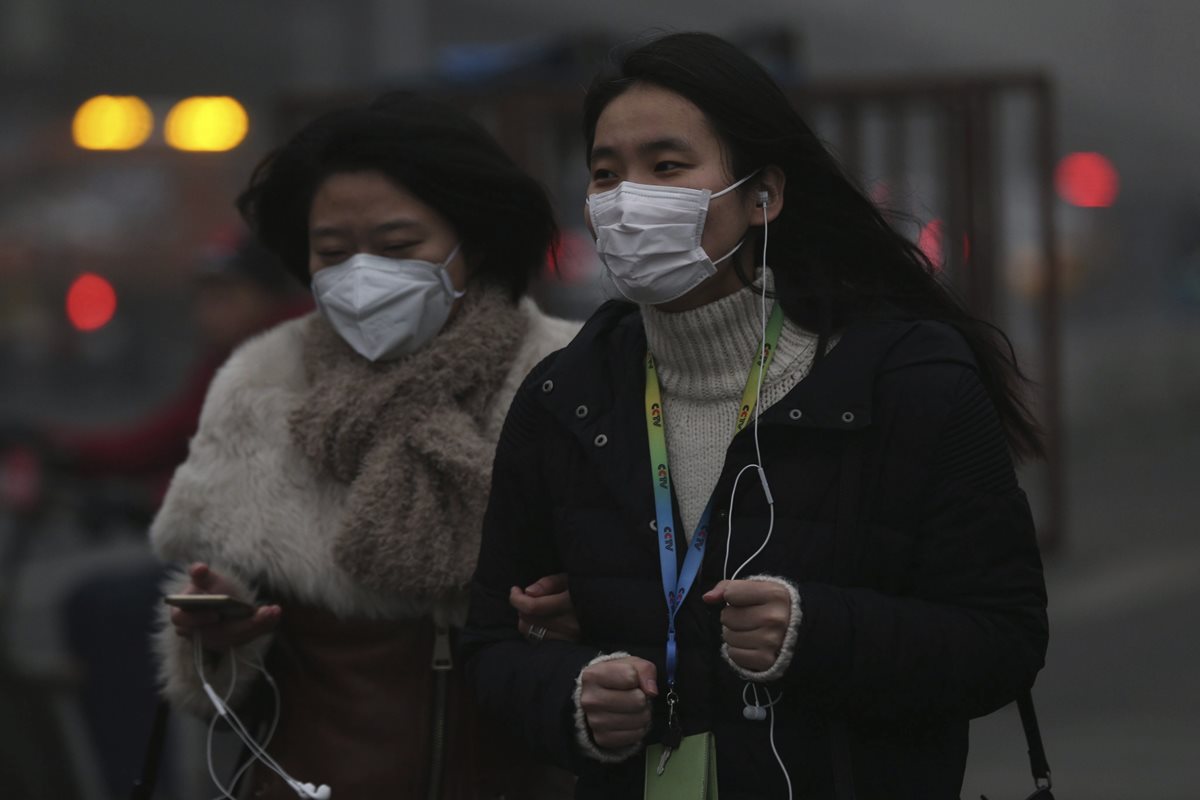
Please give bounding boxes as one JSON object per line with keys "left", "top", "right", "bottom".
{"left": 150, "top": 95, "right": 580, "bottom": 799}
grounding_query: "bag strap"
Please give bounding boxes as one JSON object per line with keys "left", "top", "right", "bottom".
{"left": 1017, "top": 689, "right": 1052, "bottom": 790}
{"left": 427, "top": 622, "right": 454, "bottom": 800}
{"left": 129, "top": 699, "right": 170, "bottom": 800}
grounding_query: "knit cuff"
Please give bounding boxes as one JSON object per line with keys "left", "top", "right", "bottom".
{"left": 719, "top": 574, "right": 802, "bottom": 683}
{"left": 572, "top": 651, "right": 645, "bottom": 764}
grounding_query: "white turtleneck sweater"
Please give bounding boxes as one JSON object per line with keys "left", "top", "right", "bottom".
{"left": 641, "top": 273, "right": 822, "bottom": 538}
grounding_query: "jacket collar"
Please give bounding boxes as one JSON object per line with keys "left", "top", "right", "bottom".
{"left": 538, "top": 300, "right": 957, "bottom": 434}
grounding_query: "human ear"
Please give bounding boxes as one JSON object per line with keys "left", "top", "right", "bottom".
{"left": 747, "top": 165, "right": 786, "bottom": 225}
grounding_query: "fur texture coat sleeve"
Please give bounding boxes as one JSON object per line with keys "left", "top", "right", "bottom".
{"left": 149, "top": 303, "right": 581, "bottom": 718}
{"left": 149, "top": 318, "right": 314, "bottom": 715}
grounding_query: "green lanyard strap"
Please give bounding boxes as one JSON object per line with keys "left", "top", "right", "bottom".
{"left": 643, "top": 302, "right": 784, "bottom": 689}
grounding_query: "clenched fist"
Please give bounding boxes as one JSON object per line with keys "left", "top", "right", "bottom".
{"left": 702, "top": 578, "right": 793, "bottom": 674}
{"left": 579, "top": 655, "right": 658, "bottom": 750}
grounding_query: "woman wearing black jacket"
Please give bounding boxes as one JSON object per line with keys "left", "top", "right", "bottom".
{"left": 464, "top": 33, "right": 1048, "bottom": 800}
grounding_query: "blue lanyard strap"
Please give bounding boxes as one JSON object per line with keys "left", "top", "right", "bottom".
{"left": 644, "top": 303, "right": 783, "bottom": 688}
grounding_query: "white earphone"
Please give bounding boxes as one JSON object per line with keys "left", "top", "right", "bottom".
{"left": 724, "top": 189, "right": 778, "bottom": 583}
{"left": 742, "top": 682, "right": 782, "bottom": 721}
{"left": 743, "top": 704, "right": 768, "bottom": 721}
{"left": 721, "top": 192, "right": 793, "bottom": 800}
{"left": 195, "top": 639, "right": 333, "bottom": 800}
{"left": 292, "top": 782, "right": 332, "bottom": 800}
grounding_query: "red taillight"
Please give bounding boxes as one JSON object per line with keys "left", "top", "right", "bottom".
{"left": 0, "top": 446, "right": 43, "bottom": 512}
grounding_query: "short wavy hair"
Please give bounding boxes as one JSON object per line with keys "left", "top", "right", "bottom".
{"left": 237, "top": 93, "right": 557, "bottom": 301}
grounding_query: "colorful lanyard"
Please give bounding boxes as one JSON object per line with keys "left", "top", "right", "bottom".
{"left": 644, "top": 303, "right": 784, "bottom": 690}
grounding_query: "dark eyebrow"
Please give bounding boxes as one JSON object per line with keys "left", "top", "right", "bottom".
{"left": 589, "top": 137, "right": 696, "bottom": 165}
{"left": 589, "top": 145, "right": 618, "bottom": 165}
{"left": 370, "top": 219, "right": 422, "bottom": 236}
{"left": 639, "top": 137, "right": 695, "bottom": 157}
{"left": 309, "top": 219, "right": 423, "bottom": 238}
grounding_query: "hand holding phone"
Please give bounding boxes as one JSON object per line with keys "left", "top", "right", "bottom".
{"left": 167, "top": 563, "right": 282, "bottom": 650}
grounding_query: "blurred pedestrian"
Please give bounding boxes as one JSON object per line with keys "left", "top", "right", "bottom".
{"left": 152, "top": 95, "right": 580, "bottom": 799}
{"left": 51, "top": 230, "right": 310, "bottom": 506}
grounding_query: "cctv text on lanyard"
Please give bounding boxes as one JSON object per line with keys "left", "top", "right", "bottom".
{"left": 643, "top": 302, "right": 784, "bottom": 731}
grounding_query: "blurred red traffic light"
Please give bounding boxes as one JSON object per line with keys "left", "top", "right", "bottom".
{"left": 66, "top": 273, "right": 118, "bottom": 332}
{"left": 1055, "top": 152, "right": 1119, "bottom": 208}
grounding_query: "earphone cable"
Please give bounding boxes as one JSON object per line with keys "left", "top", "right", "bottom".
{"left": 220, "top": 656, "right": 284, "bottom": 799}
{"left": 726, "top": 197, "right": 792, "bottom": 799}
{"left": 196, "top": 639, "right": 310, "bottom": 798}
{"left": 725, "top": 201, "right": 778, "bottom": 582}
{"left": 768, "top": 702, "right": 794, "bottom": 800}
{"left": 198, "top": 640, "right": 238, "bottom": 800}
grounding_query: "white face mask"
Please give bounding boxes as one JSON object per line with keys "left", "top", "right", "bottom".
{"left": 311, "top": 244, "right": 463, "bottom": 362}
{"left": 586, "top": 172, "right": 757, "bottom": 305}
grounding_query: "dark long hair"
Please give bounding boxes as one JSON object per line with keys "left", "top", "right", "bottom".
{"left": 238, "top": 93, "right": 557, "bottom": 301}
{"left": 584, "top": 32, "right": 1044, "bottom": 460}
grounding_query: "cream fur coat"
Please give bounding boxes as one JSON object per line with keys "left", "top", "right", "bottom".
{"left": 150, "top": 300, "right": 579, "bottom": 716}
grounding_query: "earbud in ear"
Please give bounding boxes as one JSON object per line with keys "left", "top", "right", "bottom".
{"left": 756, "top": 190, "right": 770, "bottom": 208}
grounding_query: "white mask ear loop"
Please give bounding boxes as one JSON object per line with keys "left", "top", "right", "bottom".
{"left": 709, "top": 169, "right": 762, "bottom": 200}
{"left": 711, "top": 238, "right": 745, "bottom": 268}
{"left": 438, "top": 243, "right": 466, "bottom": 299}
{"left": 702, "top": 172, "right": 760, "bottom": 268}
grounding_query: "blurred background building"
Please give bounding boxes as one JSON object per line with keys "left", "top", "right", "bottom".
{"left": 1, "top": 1, "right": 1197, "bottom": 798}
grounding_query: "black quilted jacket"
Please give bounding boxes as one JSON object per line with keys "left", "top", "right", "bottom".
{"left": 463, "top": 301, "right": 1048, "bottom": 800}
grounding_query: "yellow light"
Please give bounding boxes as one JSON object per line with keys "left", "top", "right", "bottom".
{"left": 72, "top": 95, "right": 154, "bottom": 151}
{"left": 165, "top": 96, "right": 249, "bottom": 152}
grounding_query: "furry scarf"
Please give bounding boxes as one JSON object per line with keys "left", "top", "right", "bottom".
{"left": 289, "top": 289, "right": 529, "bottom": 602}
